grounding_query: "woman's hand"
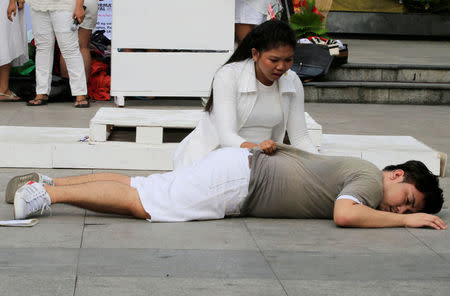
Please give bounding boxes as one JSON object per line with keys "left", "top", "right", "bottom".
{"left": 18, "top": 1, "right": 24, "bottom": 10}
{"left": 73, "top": 4, "right": 86, "bottom": 25}
{"left": 258, "top": 140, "right": 277, "bottom": 155}
{"left": 240, "top": 140, "right": 277, "bottom": 155}
{"left": 7, "top": 1, "right": 17, "bottom": 22}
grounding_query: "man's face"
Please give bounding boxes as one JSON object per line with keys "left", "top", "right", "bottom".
{"left": 379, "top": 170, "right": 426, "bottom": 214}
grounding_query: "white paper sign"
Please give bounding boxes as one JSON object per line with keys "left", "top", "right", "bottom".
{"left": 95, "top": 0, "right": 113, "bottom": 39}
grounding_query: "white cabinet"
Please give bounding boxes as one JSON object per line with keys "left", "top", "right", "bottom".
{"left": 111, "top": 0, "right": 235, "bottom": 105}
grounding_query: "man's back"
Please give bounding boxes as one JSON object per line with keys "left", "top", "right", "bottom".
{"left": 242, "top": 144, "right": 383, "bottom": 219}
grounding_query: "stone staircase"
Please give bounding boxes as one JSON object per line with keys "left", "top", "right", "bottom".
{"left": 303, "top": 63, "right": 450, "bottom": 105}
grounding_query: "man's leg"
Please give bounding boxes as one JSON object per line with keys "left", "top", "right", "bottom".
{"left": 45, "top": 181, "right": 149, "bottom": 219}
{"left": 53, "top": 172, "right": 131, "bottom": 186}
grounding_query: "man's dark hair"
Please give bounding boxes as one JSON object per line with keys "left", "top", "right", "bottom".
{"left": 383, "top": 160, "right": 444, "bottom": 214}
{"left": 204, "top": 20, "right": 296, "bottom": 112}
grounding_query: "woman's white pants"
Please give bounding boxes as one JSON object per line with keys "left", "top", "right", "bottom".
{"left": 30, "top": 9, "right": 86, "bottom": 96}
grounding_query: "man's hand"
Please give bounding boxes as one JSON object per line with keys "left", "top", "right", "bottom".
{"left": 7, "top": 0, "right": 17, "bottom": 22}
{"left": 403, "top": 213, "right": 447, "bottom": 230}
{"left": 73, "top": 4, "right": 86, "bottom": 25}
{"left": 258, "top": 140, "right": 277, "bottom": 155}
{"left": 334, "top": 199, "right": 447, "bottom": 230}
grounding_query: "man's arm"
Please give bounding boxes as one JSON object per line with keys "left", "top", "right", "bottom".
{"left": 333, "top": 199, "right": 447, "bottom": 230}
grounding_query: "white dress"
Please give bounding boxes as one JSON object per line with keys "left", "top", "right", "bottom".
{"left": 0, "top": 0, "right": 28, "bottom": 67}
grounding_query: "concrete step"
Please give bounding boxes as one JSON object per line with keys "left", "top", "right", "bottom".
{"left": 325, "top": 64, "right": 450, "bottom": 83}
{"left": 304, "top": 81, "right": 450, "bottom": 105}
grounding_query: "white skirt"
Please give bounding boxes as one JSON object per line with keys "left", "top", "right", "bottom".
{"left": 0, "top": 0, "right": 28, "bottom": 66}
{"left": 131, "top": 148, "right": 251, "bottom": 222}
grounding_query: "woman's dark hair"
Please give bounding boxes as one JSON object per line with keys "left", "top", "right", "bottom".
{"left": 383, "top": 160, "right": 444, "bottom": 214}
{"left": 204, "top": 20, "right": 296, "bottom": 112}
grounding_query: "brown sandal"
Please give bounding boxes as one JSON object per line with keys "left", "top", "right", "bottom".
{"left": 0, "top": 91, "right": 21, "bottom": 102}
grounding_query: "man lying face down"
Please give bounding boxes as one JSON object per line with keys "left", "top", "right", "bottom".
{"left": 8, "top": 144, "right": 446, "bottom": 230}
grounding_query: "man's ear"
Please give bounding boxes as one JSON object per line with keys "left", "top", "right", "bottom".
{"left": 391, "top": 169, "right": 405, "bottom": 182}
{"left": 251, "top": 48, "right": 259, "bottom": 62}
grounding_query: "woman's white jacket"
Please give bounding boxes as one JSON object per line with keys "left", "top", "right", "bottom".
{"left": 173, "top": 58, "right": 316, "bottom": 169}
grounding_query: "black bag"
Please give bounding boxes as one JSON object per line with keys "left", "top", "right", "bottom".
{"left": 291, "top": 44, "right": 334, "bottom": 81}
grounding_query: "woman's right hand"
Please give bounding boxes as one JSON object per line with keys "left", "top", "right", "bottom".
{"left": 7, "top": 1, "right": 17, "bottom": 22}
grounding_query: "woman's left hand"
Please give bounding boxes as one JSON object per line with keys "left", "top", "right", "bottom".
{"left": 73, "top": 5, "right": 86, "bottom": 25}
{"left": 258, "top": 140, "right": 277, "bottom": 155}
{"left": 7, "top": 1, "right": 17, "bottom": 21}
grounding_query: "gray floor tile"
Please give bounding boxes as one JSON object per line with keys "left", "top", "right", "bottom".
{"left": 0, "top": 220, "right": 83, "bottom": 248}
{"left": 406, "top": 212, "right": 450, "bottom": 255}
{"left": 75, "top": 277, "right": 285, "bottom": 296}
{"left": 0, "top": 248, "right": 78, "bottom": 276}
{"left": 282, "top": 279, "right": 450, "bottom": 296}
{"left": 0, "top": 275, "right": 75, "bottom": 296}
{"left": 245, "top": 218, "right": 433, "bottom": 254}
{"left": 78, "top": 248, "right": 274, "bottom": 279}
{"left": 265, "top": 251, "right": 450, "bottom": 281}
{"left": 82, "top": 219, "right": 258, "bottom": 250}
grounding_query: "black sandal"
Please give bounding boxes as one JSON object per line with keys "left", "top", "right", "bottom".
{"left": 74, "top": 97, "right": 90, "bottom": 108}
{"left": 27, "top": 96, "right": 48, "bottom": 106}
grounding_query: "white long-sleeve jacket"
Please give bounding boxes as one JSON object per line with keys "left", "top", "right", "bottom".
{"left": 173, "top": 58, "right": 316, "bottom": 169}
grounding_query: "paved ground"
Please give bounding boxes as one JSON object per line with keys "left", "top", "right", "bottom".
{"left": 341, "top": 39, "right": 450, "bottom": 66}
{"left": 0, "top": 98, "right": 449, "bottom": 296}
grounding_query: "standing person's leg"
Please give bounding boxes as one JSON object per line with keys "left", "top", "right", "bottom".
{"left": 0, "top": 63, "right": 11, "bottom": 95}
{"left": 235, "top": 24, "right": 255, "bottom": 44}
{"left": 60, "top": 0, "right": 98, "bottom": 82}
{"left": 51, "top": 10, "right": 88, "bottom": 107}
{"left": 28, "top": 9, "right": 55, "bottom": 105}
{"left": 59, "top": 28, "right": 92, "bottom": 81}
{"left": 0, "top": 63, "right": 20, "bottom": 101}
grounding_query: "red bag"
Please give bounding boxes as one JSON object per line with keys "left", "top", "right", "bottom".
{"left": 87, "top": 59, "right": 111, "bottom": 101}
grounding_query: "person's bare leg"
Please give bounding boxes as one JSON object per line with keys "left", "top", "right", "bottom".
{"left": 54, "top": 172, "right": 131, "bottom": 186}
{"left": 45, "top": 181, "right": 150, "bottom": 219}
{"left": 0, "top": 64, "right": 20, "bottom": 101}
{"left": 78, "top": 28, "right": 92, "bottom": 81}
{"left": 0, "top": 63, "right": 11, "bottom": 94}
{"left": 235, "top": 23, "right": 254, "bottom": 44}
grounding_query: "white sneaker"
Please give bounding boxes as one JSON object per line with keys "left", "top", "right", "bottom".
{"left": 5, "top": 173, "right": 54, "bottom": 204}
{"left": 14, "top": 181, "right": 52, "bottom": 220}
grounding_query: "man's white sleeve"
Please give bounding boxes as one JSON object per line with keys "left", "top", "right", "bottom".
{"left": 336, "top": 195, "right": 363, "bottom": 204}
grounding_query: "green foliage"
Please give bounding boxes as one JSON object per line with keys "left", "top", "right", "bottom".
{"left": 289, "top": 0, "right": 328, "bottom": 39}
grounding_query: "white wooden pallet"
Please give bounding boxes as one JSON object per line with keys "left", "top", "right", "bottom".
{"left": 0, "top": 111, "right": 444, "bottom": 175}
{"left": 0, "top": 127, "right": 444, "bottom": 175}
{"left": 89, "top": 107, "right": 323, "bottom": 148}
